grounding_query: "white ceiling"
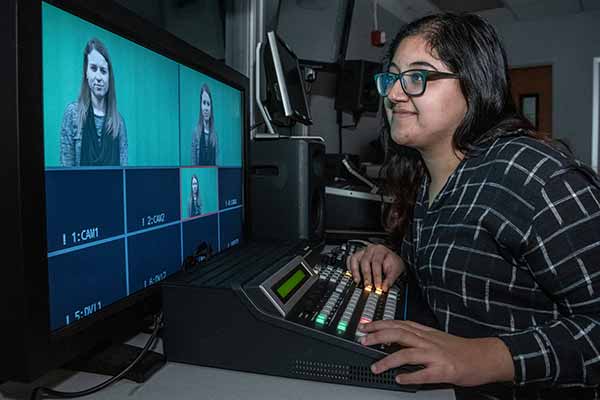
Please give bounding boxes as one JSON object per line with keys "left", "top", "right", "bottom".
{"left": 378, "top": 0, "right": 600, "bottom": 24}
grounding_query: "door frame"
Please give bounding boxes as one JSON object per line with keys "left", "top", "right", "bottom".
{"left": 509, "top": 60, "right": 556, "bottom": 136}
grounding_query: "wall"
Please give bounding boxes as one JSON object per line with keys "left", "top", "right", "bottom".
{"left": 486, "top": 10, "right": 600, "bottom": 166}
{"left": 306, "top": 6, "right": 600, "bottom": 165}
{"left": 306, "top": 2, "right": 403, "bottom": 159}
{"left": 277, "top": 0, "right": 346, "bottom": 63}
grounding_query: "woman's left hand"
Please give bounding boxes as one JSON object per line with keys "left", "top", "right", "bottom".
{"left": 358, "top": 320, "right": 514, "bottom": 386}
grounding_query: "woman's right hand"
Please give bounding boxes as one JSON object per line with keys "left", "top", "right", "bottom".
{"left": 346, "top": 244, "right": 406, "bottom": 291}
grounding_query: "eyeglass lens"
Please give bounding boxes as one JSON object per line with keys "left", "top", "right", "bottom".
{"left": 376, "top": 72, "right": 425, "bottom": 97}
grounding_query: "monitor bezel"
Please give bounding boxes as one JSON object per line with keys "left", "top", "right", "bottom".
{"left": 265, "top": 31, "right": 313, "bottom": 126}
{"left": 1, "top": 0, "right": 249, "bottom": 381}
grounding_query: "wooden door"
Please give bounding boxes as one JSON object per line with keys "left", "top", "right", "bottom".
{"left": 509, "top": 65, "right": 552, "bottom": 136}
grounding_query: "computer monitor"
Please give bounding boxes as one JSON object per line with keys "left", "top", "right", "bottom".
{"left": 1, "top": 0, "right": 247, "bottom": 381}
{"left": 262, "top": 31, "right": 312, "bottom": 128}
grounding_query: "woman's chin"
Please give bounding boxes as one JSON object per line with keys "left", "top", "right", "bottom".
{"left": 91, "top": 91, "right": 106, "bottom": 101}
{"left": 391, "top": 131, "right": 416, "bottom": 147}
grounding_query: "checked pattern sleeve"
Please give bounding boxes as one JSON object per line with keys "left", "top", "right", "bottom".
{"left": 497, "top": 167, "right": 600, "bottom": 386}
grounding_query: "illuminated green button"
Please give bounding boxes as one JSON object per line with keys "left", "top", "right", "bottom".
{"left": 315, "top": 313, "right": 327, "bottom": 326}
{"left": 336, "top": 321, "right": 348, "bottom": 333}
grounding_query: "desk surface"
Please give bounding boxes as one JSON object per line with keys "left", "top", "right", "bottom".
{"left": 0, "top": 335, "right": 455, "bottom": 400}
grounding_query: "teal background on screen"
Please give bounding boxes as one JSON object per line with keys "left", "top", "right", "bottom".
{"left": 42, "top": 3, "right": 180, "bottom": 167}
{"left": 179, "top": 65, "right": 242, "bottom": 167}
{"left": 180, "top": 167, "right": 218, "bottom": 219}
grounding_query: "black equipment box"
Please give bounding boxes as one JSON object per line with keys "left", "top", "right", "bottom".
{"left": 325, "top": 183, "right": 386, "bottom": 233}
{"left": 161, "top": 240, "right": 427, "bottom": 392}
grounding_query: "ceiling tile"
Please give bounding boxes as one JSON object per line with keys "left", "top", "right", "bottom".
{"left": 504, "top": 0, "right": 581, "bottom": 19}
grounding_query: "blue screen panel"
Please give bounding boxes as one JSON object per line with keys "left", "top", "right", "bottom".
{"left": 182, "top": 214, "right": 219, "bottom": 257}
{"left": 126, "top": 168, "right": 180, "bottom": 233}
{"left": 48, "top": 239, "right": 127, "bottom": 331}
{"left": 46, "top": 170, "right": 124, "bottom": 253}
{"left": 219, "top": 168, "right": 242, "bottom": 210}
{"left": 219, "top": 207, "right": 243, "bottom": 250}
{"left": 127, "top": 224, "right": 182, "bottom": 293}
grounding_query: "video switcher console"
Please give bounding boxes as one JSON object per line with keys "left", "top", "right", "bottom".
{"left": 162, "top": 240, "right": 424, "bottom": 392}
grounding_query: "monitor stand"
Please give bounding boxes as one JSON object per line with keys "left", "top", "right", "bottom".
{"left": 65, "top": 342, "right": 165, "bottom": 383}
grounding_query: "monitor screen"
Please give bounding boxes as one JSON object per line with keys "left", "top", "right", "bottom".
{"left": 264, "top": 31, "right": 312, "bottom": 127}
{"left": 42, "top": 2, "right": 244, "bottom": 332}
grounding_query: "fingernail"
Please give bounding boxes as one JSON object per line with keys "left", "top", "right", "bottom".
{"left": 359, "top": 337, "right": 366, "bottom": 345}
{"left": 358, "top": 323, "right": 364, "bottom": 331}
{"left": 371, "top": 364, "right": 378, "bottom": 374}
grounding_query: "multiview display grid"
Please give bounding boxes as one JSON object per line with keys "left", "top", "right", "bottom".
{"left": 42, "top": 2, "right": 244, "bottom": 330}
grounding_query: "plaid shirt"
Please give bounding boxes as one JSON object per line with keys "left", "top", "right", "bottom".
{"left": 401, "top": 133, "right": 600, "bottom": 398}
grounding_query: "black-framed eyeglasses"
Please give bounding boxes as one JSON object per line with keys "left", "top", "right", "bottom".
{"left": 374, "top": 69, "right": 460, "bottom": 97}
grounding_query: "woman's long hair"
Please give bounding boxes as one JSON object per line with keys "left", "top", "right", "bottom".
{"left": 380, "top": 13, "right": 538, "bottom": 241}
{"left": 196, "top": 83, "right": 216, "bottom": 142}
{"left": 77, "top": 37, "right": 121, "bottom": 139}
{"left": 189, "top": 174, "right": 201, "bottom": 213}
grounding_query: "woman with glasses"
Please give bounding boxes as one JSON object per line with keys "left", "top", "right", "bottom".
{"left": 347, "top": 13, "right": 600, "bottom": 399}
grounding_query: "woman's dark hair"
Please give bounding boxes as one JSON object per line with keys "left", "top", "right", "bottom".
{"left": 379, "top": 13, "right": 539, "bottom": 241}
{"left": 188, "top": 174, "right": 202, "bottom": 214}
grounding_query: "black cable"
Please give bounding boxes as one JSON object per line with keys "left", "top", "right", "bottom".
{"left": 337, "top": 0, "right": 355, "bottom": 64}
{"left": 304, "top": 80, "right": 312, "bottom": 95}
{"left": 274, "top": 0, "right": 283, "bottom": 32}
{"left": 334, "top": 0, "right": 355, "bottom": 156}
{"left": 29, "top": 313, "right": 164, "bottom": 400}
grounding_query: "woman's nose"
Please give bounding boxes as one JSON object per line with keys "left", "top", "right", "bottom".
{"left": 387, "top": 79, "right": 408, "bottom": 103}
